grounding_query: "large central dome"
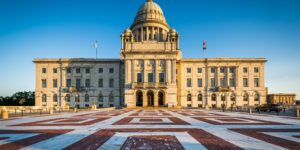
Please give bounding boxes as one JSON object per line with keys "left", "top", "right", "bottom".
{"left": 131, "top": 0, "right": 169, "bottom": 29}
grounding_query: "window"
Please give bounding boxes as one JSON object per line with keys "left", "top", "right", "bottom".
{"left": 109, "top": 79, "right": 114, "bottom": 88}
{"left": 67, "top": 68, "right": 72, "bottom": 74}
{"left": 210, "top": 78, "right": 216, "bottom": 87}
{"left": 254, "top": 93, "right": 260, "bottom": 101}
{"left": 98, "top": 68, "right": 103, "bottom": 73}
{"left": 243, "top": 93, "right": 249, "bottom": 101}
{"left": 197, "top": 68, "right": 202, "bottom": 73}
{"left": 187, "top": 78, "right": 192, "bottom": 87}
{"left": 229, "top": 67, "right": 235, "bottom": 74}
{"left": 229, "top": 78, "right": 235, "bottom": 87}
{"left": 109, "top": 92, "right": 114, "bottom": 102}
{"left": 197, "top": 78, "right": 202, "bottom": 87}
{"left": 53, "top": 79, "right": 58, "bottom": 88}
{"left": 220, "top": 78, "right": 225, "bottom": 87}
{"left": 198, "top": 94, "right": 203, "bottom": 101}
{"left": 66, "top": 79, "right": 71, "bottom": 87}
{"left": 211, "top": 67, "right": 216, "bottom": 73}
{"left": 148, "top": 73, "right": 154, "bottom": 83}
{"left": 109, "top": 68, "right": 114, "bottom": 73}
{"left": 230, "top": 94, "right": 236, "bottom": 101}
{"left": 42, "top": 79, "right": 47, "bottom": 88}
{"left": 65, "top": 94, "right": 70, "bottom": 102}
{"left": 85, "top": 94, "right": 89, "bottom": 102}
{"left": 98, "top": 79, "right": 103, "bottom": 88}
{"left": 98, "top": 92, "right": 103, "bottom": 102}
{"left": 187, "top": 93, "right": 192, "bottom": 101}
{"left": 75, "top": 94, "right": 80, "bottom": 102}
{"left": 211, "top": 94, "right": 216, "bottom": 101}
{"left": 220, "top": 67, "right": 226, "bottom": 73}
{"left": 243, "top": 67, "right": 248, "bottom": 73}
{"left": 42, "top": 94, "right": 47, "bottom": 102}
{"left": 76, "top": 68, "right": 81, "bottom": 74}
{"left": 243, "top": 78, "right": 248, "bottom": 87}
{"left": 42, "top": 68, "right": 47, "bottom": 74}
{"left": 254, "top": 67, "right": 259, "bottom": 73}
{"left": 86, "top": 68, "right": 90, "bottom": 74}
{"left": 85, "top": 79, "right": 90, "bottom": 88}
{"left": 254, "top": 78, "right": 260, "bottom": 87}
{"left": 159, "top": 73, "right": 165, "bottom": 83}
{"left": 137, "top": 73, "right": 143, "bottom": 83}
{"left": 187, "top": 68, "right": 191, "bottom": 73}
{"left": 221, "top": 94, "right": 226, "bottom": 101}
{"left": 53, "top": 68, "right": 57, "bottom": 74}
{"left": 53, "top": 94, "right": 58, "bottom": 102}
{"left": 76, "top": 79, "right": 81, "bottom": 90}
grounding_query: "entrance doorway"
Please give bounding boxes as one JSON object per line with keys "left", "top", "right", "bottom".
{"left": 158, "top": 91, "right": 164, "bottom": 106}
{"left": 147, "top": 91, "right": 154, "bottom": 106}
{"left": 136, "top": 91, "right": 143, "bottom": 107}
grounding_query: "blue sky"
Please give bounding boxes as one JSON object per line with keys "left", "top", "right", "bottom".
{"left": 0, "top": 0, "right": 299, "bottom": 99}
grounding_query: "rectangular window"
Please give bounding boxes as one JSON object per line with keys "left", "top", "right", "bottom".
{"left": 197, "top": 78, "right": 202, "bottom": 87}
{"left": 229, "top": 67, "right": 235, "bottom": 74}
{"left": 98, "top": 79, "right": 103, "bottom": 88}
{"left": 137, "top": 73, "right": 143, "bottom": 83}
{"left": 148, "top": 73, "right": 154, "bottom": 83}
{"left": 66, "top": 79, "right": 71, "bottom": 87}
{"left": 76, "top": 68, "right": 81, "bottom": 74}
{"left": 187, "top": 78, "right": 192, "bottom": 87}
{"left": 211, "top": 67, "right": 216, "bottom": 73}
{"left": 85, "top": 79, "right": 90, "bottom": 88}
{"left": 42, "top": 68, "right": 47, "bottom": 74}
{"left": 243, "top": 67, "right": 248, "bottom": 73}
{"left": 42, "top": 79, "right": 47, "bottom": 88}
{"left": 109, "top": 68, "right": 114, "bottom": 74}
{"left": 53, "top": 79, "right": 58, "bottom": 88}
{"left": 98, "top": 68, "right": 103, "bottom": 73}
{"left": 211, "top": 78, "right": 216, "bottom": 87}
{"left": 254, "top": 78, "right": 260, "bottom": 87}
{"left": 76, "top": 79, "right": 81, "bottom": 90}
{"left": 243, "top": 78, "right": 248, "bottom": 87}
{"left": 53, "top": 68, "right": 57, "bottom": 74}
{"left": 229, "top": 78, "right": 235, "bottom": 87}
{"left": 254, "top": 67, "right": 259, "bottom": 73}
{"left": 220, "top": 78, "right": 225, "bottom": 87}
{"left": 159, "top": 73, "right": 165, "bottom": 83}
{"left": 187, "top": 68, "right": 192, "bottom": 73}
{"left": 86, "top": 68, "right": 90, "bottom": 74}
{"left": 197, "top": 68, "right": 202, "bottom": 73}
{"left": 109, "top": 79, "right": 114, "bottom": 88}
{"left": 220, "top": 67, "right": 226, "bottom": 73}
{"left": 67, "top": 68, "right": 72, "bottom": 74}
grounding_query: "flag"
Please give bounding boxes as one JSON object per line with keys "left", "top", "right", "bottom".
{"left": 203, "top": 40, "right": 207, "bottom": 50}
{"left": 94, "top": 41, "right": 98, "bottom": 49}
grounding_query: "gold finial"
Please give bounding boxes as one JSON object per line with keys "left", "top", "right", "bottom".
{"left": 147, "top": 0, "right": 153, "bottom": 2}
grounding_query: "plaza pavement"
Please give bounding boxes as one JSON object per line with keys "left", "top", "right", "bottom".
{"left": 0, "top": 108, "right": 300, "bottom": 150}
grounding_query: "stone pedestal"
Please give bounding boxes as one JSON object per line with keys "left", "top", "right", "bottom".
{"left": 49, "top": 109, "right": 54, "bottom": 115}
{"left": 91, "top": 104, "right": 97, "bottom": 110}
{"left": 205, "top": 104, "right": 209, "bottom": 110}
{"left": 74, "top": 108, "right": 77, "bottom": 113}
{"left": 296, "top": 106, "right": 300, "bottom": 118}
{"left": 1, "top": 110, "right": 8, "bottom": 120}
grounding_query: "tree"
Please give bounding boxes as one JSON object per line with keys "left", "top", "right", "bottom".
{"left": 0, "top": 91, "right": 35, "bottom": 106}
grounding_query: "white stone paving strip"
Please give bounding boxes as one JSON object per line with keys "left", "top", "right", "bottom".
{"left": 98, "top": 132, "right": 207, "bottom": 150}
{"left": 0, "top": 133, "right": 40, "bottom": 146}
{"left": 262, "top": 132, "right": 300, "bottom": 143}
{"left": 19, "top": 110, "right": 136, "bottom": 150}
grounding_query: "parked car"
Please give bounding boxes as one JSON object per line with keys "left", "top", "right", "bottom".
{"left": 255, "top": 104, "right": 283, "bottom": 112}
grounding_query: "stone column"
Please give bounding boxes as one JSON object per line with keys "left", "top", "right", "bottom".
{"left": 141, "top": 27, "right": 144, "bottom": 42}
{"left": 166, "top": 60, "right": 171, "bottom": 83}
{"left": 171, "top": 60, "right": 176, "bottom": 83}
{"left": 125, "top": 60, "right": 131, "bottom": 84}
{"left": 155, "top": 60, "right": 159, "bottom": 83}
{"left": 143, "top": 60, "right": 147, "bottom": 83}
{"left": 154, "top": 91, "right": 158, "bottom": 107}
{"left": 131, "top": 60, "right": 135, "bottom": 83}
{"left": 143, "top": 91, "right": 147, "bottom": 107}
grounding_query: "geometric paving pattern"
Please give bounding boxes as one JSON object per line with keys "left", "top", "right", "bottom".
{"left": 0, "top": 109, "right": 300, "bottom": 150}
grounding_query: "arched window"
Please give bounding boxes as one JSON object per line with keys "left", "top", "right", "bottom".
{"left": 230, "top": 94, "right": 236, "bottom": 101}
{"left": 65, "top": 94, "right": 70, "bottom": 102}
{"left": 109, "top": 92, "right": 114, "bottom": 102}
{"left": 221, "top": 94, "right": 226, "bottom": 101}
{"left": 211, "top": 94, "right": 216, "bottom": 101}
{"left": 254, "top": 93, "right": 260, "bottom": 101}
{"left": 198, "top": 94, "right": 203, "bottom": 101}
{"left": 53, "top": 94, "right": 58, "bottom": 102}
{"left": 75, "top": 94, "right": 80, "bottom": 102}
{"left": 42, "top": 94, "right": 47, "bottom": 102}
{"left": 98, "top": 92, "right": 103, "bottom": 102}
{"left": 85, "top": 94, "right": 89, "bottom": 102}
{"left": 187, "top": 93, "right": 192, "bottom": 101}
{"left": 243, "top": 93, "right": 249, "bottom": 101}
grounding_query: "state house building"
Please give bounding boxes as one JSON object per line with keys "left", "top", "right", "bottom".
{"left": 34, "top": 0, "right": 267, "bottom": 109}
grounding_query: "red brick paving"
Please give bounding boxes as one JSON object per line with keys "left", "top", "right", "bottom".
{"left": 230, "top": 128, "right": 300, "bottom": 149}
{"left": 113, "top": 117, "right": 190, "bottom": 125}
{"left": 139, "top": 118, "right": 163, "bottom": 122}
{"left": 64, "top": 128, "right": 242, "bottom": 150}
{"left": 120, "top": 135, "right": 184, "bottom": 150}
{"left": 0, "top": 129, "right": 73, "bottom": 150}
{"left": 193, "top": 117, "right": 288, "bottom": 125}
